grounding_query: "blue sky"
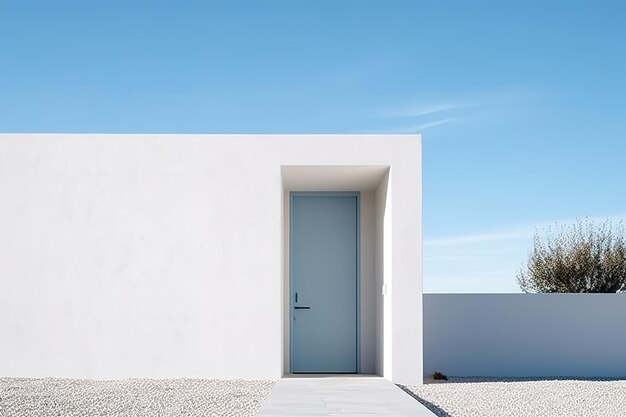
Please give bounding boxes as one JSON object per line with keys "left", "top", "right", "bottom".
{"left": 2, "top": 1, "right": 625, "bottom": 292}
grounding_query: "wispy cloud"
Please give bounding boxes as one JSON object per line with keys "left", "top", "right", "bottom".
{"left": 391, "top": 102, "right": 479, "bottom": 118}
{"left": 376, "top": 118, "right": 460, "bottom": 134}
{"left": 371, "top": 89, "right": 543, "bottom": 135}
{"left": 425, "top": 213, "right": 626, "bottom": 248}
{"left": 425, "top": 231, "right": 531, "bottom": 247}
{"left": 414, "top": 118, "right": 459, "bottom": 130}
{"left": 375, "top": 99, "right": 479, "bottom": 133}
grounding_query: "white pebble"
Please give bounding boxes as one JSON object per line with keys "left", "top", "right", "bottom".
{"left": 406, "top": 378, "right": 626, "bottom": 417}
{"left": 0, "top": 377, "right": 276, "bottom": 417}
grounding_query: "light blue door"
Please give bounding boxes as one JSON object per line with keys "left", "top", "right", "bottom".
{"left": 290, "top": 192, "right": 359, "bottom": 373}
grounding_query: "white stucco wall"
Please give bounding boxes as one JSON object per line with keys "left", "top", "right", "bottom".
{"left": 424, "top": 294, "right": 626, "bottom": 378}
{"left": 0, "top": 134, "right": 422, "bottom": 384}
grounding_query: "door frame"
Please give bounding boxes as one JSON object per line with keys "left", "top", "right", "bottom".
{"left": 288, "top": 191, "right": 361, "bottom": 373}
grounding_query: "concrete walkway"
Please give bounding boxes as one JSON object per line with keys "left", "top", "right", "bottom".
{"left": 256, "top": 376, "right": 435, "bottom": 416}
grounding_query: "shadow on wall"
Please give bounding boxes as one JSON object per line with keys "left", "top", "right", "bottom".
{"left": 424, "top": 293, "right": 626, "bottom": 379}
{"left": 397, "top": 385, "right": 451, "bottom": 417}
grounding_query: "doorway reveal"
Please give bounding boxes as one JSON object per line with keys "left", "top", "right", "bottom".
{"left": 282, "top": 165, "right": 392, "bottom": 378}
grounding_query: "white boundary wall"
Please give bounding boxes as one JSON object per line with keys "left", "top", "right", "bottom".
{"left": 0, "top": 134, "right": 422, "bottom": 384}
{"left": 424, "top": 294, "right": 626, "bottom": 378}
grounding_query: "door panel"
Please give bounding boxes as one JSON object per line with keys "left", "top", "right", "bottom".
{"left": 290, "top": 193, "right": 358, "bottom": 373}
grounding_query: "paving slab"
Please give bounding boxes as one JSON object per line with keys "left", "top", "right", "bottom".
{"left": 256, "top": 376, "right": 435, "bottom": 416}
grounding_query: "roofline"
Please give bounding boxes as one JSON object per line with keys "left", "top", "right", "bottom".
{"left": 0, "top": 133, "right": 422, "bottom": 137}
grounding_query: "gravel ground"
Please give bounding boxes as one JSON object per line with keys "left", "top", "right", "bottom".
{"left": 0, "top": 378, "right": 276, "bottom": 417}
{"left": 405, "top": 378, "right": 626, "bottom": 417}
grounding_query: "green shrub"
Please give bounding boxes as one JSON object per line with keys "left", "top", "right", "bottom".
{"left": 517, "top": 219, "right": 626, "bottom": 293}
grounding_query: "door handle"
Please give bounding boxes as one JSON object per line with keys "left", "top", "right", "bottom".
{"left": 294, "top": 306, "right": 310, "bottom": 310}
